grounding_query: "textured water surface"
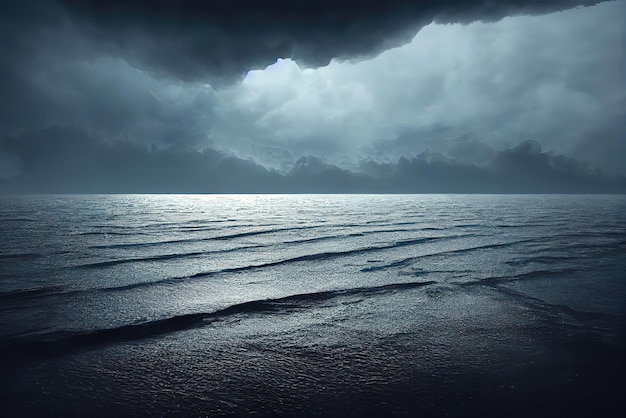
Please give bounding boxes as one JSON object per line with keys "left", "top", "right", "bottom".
{"left": 0, "top": 194, "right": 625, "bottom": 417}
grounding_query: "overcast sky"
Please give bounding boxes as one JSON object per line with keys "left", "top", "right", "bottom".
{"left": 0, "top": 0, "right": 624, "bottom": 192}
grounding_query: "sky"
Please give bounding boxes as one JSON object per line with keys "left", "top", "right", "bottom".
{"left": 0, "top": 0, "right": 624, "bottom": 193}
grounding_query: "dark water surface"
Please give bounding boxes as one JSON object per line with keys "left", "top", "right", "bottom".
{"left": 1, "top": 194, "right": 624, "bottom": 417}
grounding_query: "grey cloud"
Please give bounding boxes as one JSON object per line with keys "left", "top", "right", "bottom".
{"left": 247, "top": 3, "right": 624, "bottom": 174}
{"left": 0, "top": 50, "right": 217, "bottom": 149}
{"left": 0, "top": 126, "right": 281, "bottom": 193}
{"left": 2, "top": 0, "right": 607, "bottom": 85}
{"left": 0, "top": 152, "right": 22, "bottom": 180}
{"left": 1, "top": 126, "right": 622, "bottom": 194}
{"left": 0, "top": 0, "right": 622, "bottom": 187}
{"left": 211, "top": 4, "right": 625, "bottom": 174}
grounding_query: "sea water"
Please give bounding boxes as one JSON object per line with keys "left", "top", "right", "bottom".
{"left": 1, "top": 194, "right": 624, "bottom": 416}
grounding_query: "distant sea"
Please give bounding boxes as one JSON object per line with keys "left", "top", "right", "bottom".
{"left": 1, "top": 194, "right": 624, "bottom": 417}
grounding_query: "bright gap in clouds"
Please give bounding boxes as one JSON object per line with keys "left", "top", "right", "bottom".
{"left": 243, "top": 58, "right": 302, "bottom": 83}
{"left": 210, "top": 1, "right": 624, "bottom": 175}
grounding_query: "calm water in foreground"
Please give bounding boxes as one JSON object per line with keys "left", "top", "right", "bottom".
{"left": 0, "top": 194, "right": 625, "bottom": 417}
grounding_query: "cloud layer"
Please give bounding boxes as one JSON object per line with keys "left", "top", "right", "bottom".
{"left": 211, "top": 2, "right": 626, "bottom": 175}
{"left": 2, "top": 1, "right": 609, "bottom": 86}
{"left": 1, "top": 126, "right": 623, "bottom": 193}
{"left": 52, "top": 0, "right": 607, "bottom": 83}
{"left": 0, "top": 0, "right": 623, "bottom": 192}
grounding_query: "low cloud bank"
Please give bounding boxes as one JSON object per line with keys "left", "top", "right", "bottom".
{"left": 23, "top": 0, "right": 604, "bottom": 84}
{"left": 1, "top": 127, "right": 623, "bottom": 194}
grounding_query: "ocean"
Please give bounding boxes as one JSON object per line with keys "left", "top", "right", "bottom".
{"left": 1, "top": 194, "right": 624, "bottom": 417}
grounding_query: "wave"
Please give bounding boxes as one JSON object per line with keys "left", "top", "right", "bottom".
{"left": 74, "top": 251, "right": 209, "bottom": 269}
{"left": 8, "top": 234, "right": 463, "bottom": 301}
{"left": 75, "top": 228, "right": 458, "bottom": 269}
{"left": 0, "top": 253, "right": 44, "bottom": 261}
{"left": 556, "top": 240, "right": 626, "bottom": 252}
{"left": 480, "top": 284, "right": 618, "bottom": 325}
{"left": 505, "top": 256, "right": 576, "bottom": 266}
{"left": 153, "top": 222, "right": 278, "bottom": 233}
{"left": 77, "top": 234, "right": 379, "bottom": 269}
{"left": 0, "top": 281, "right": 436, "bottom": 361}
{"left": 0, "top": 286, "right": 64, "bottom": 303}
{"left": 453, "top": 223, "right": 482, "bottom": 229}
{"left": 505, "top": 268, "right": 579, "bottom": 281}
{"left": 495, "top": 223, "right": 548, "bottom": 228}
{"left": 89, "top": 237, "right": 207, "bottom": 250}
{"left": 452, "top": 222, "right": 551, "bottom": 229}
{"left": 185, "top": 236, "right": 462, "bottom": 281}
{"left": 542, "top": 231, "right": 626, "bottom": 241}
{"left": 211, "top": 225, "right": 324, "bottom": 241}
{"left": 85, "top": 224, "right": 135, "bottom": 230}
{"left": 361, "top": 238, "right": 539, "bottom": 272}
{"left": 59, "top": 234, "right": 473, "bottom": 294}
{"left": 73, "top": 231, "right": 149, "bottom": 237}
{"left": 525, "top": 239, "right": 626, "bottom": 258}
{"left": 85, "top": 222, "right": 434, "bottom": 250}
{"left": 461, "top": 268, "right": 580, "bottom": 286}
{"left": 257, "top": 227, "right": 427, "bottom": 246}
{"left": 3, "top": 234, "right": 504, "bottom": 303}
{"left": 137, "top": 219, "right": 234, "bottom": 229}
{"left": 84, "top": 237, "right": 446, "bottom": 292}
{"left": 87, "top": 224, "right": 330, "bottom": 249}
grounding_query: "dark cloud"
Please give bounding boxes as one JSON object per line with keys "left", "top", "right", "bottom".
{"left": 0, "top": 47, "right": 217, "bottom": 144}
{"left": 2, "top": 0, "right": 607, "bottom": 85}
{"left": 358, "top": 140, "right": 625, "bottom": 193}
{"left": 1, "top": 127, "right": 622, "bottom": 193}
{"left": 0, "top": 126, "right": 280, "bottom": 193}
{"left": 0, "top": 0, "right": 621, "bottom": 191}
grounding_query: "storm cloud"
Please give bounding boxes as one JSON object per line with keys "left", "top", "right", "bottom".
{"left": 1, "top": 126, "right": 623, "bottom": 193}
{"left": 0, "top": 0, "right": 623, "bottom": 192}
{"left": 3, "top": 0, "right": 609, "bottom": 84}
